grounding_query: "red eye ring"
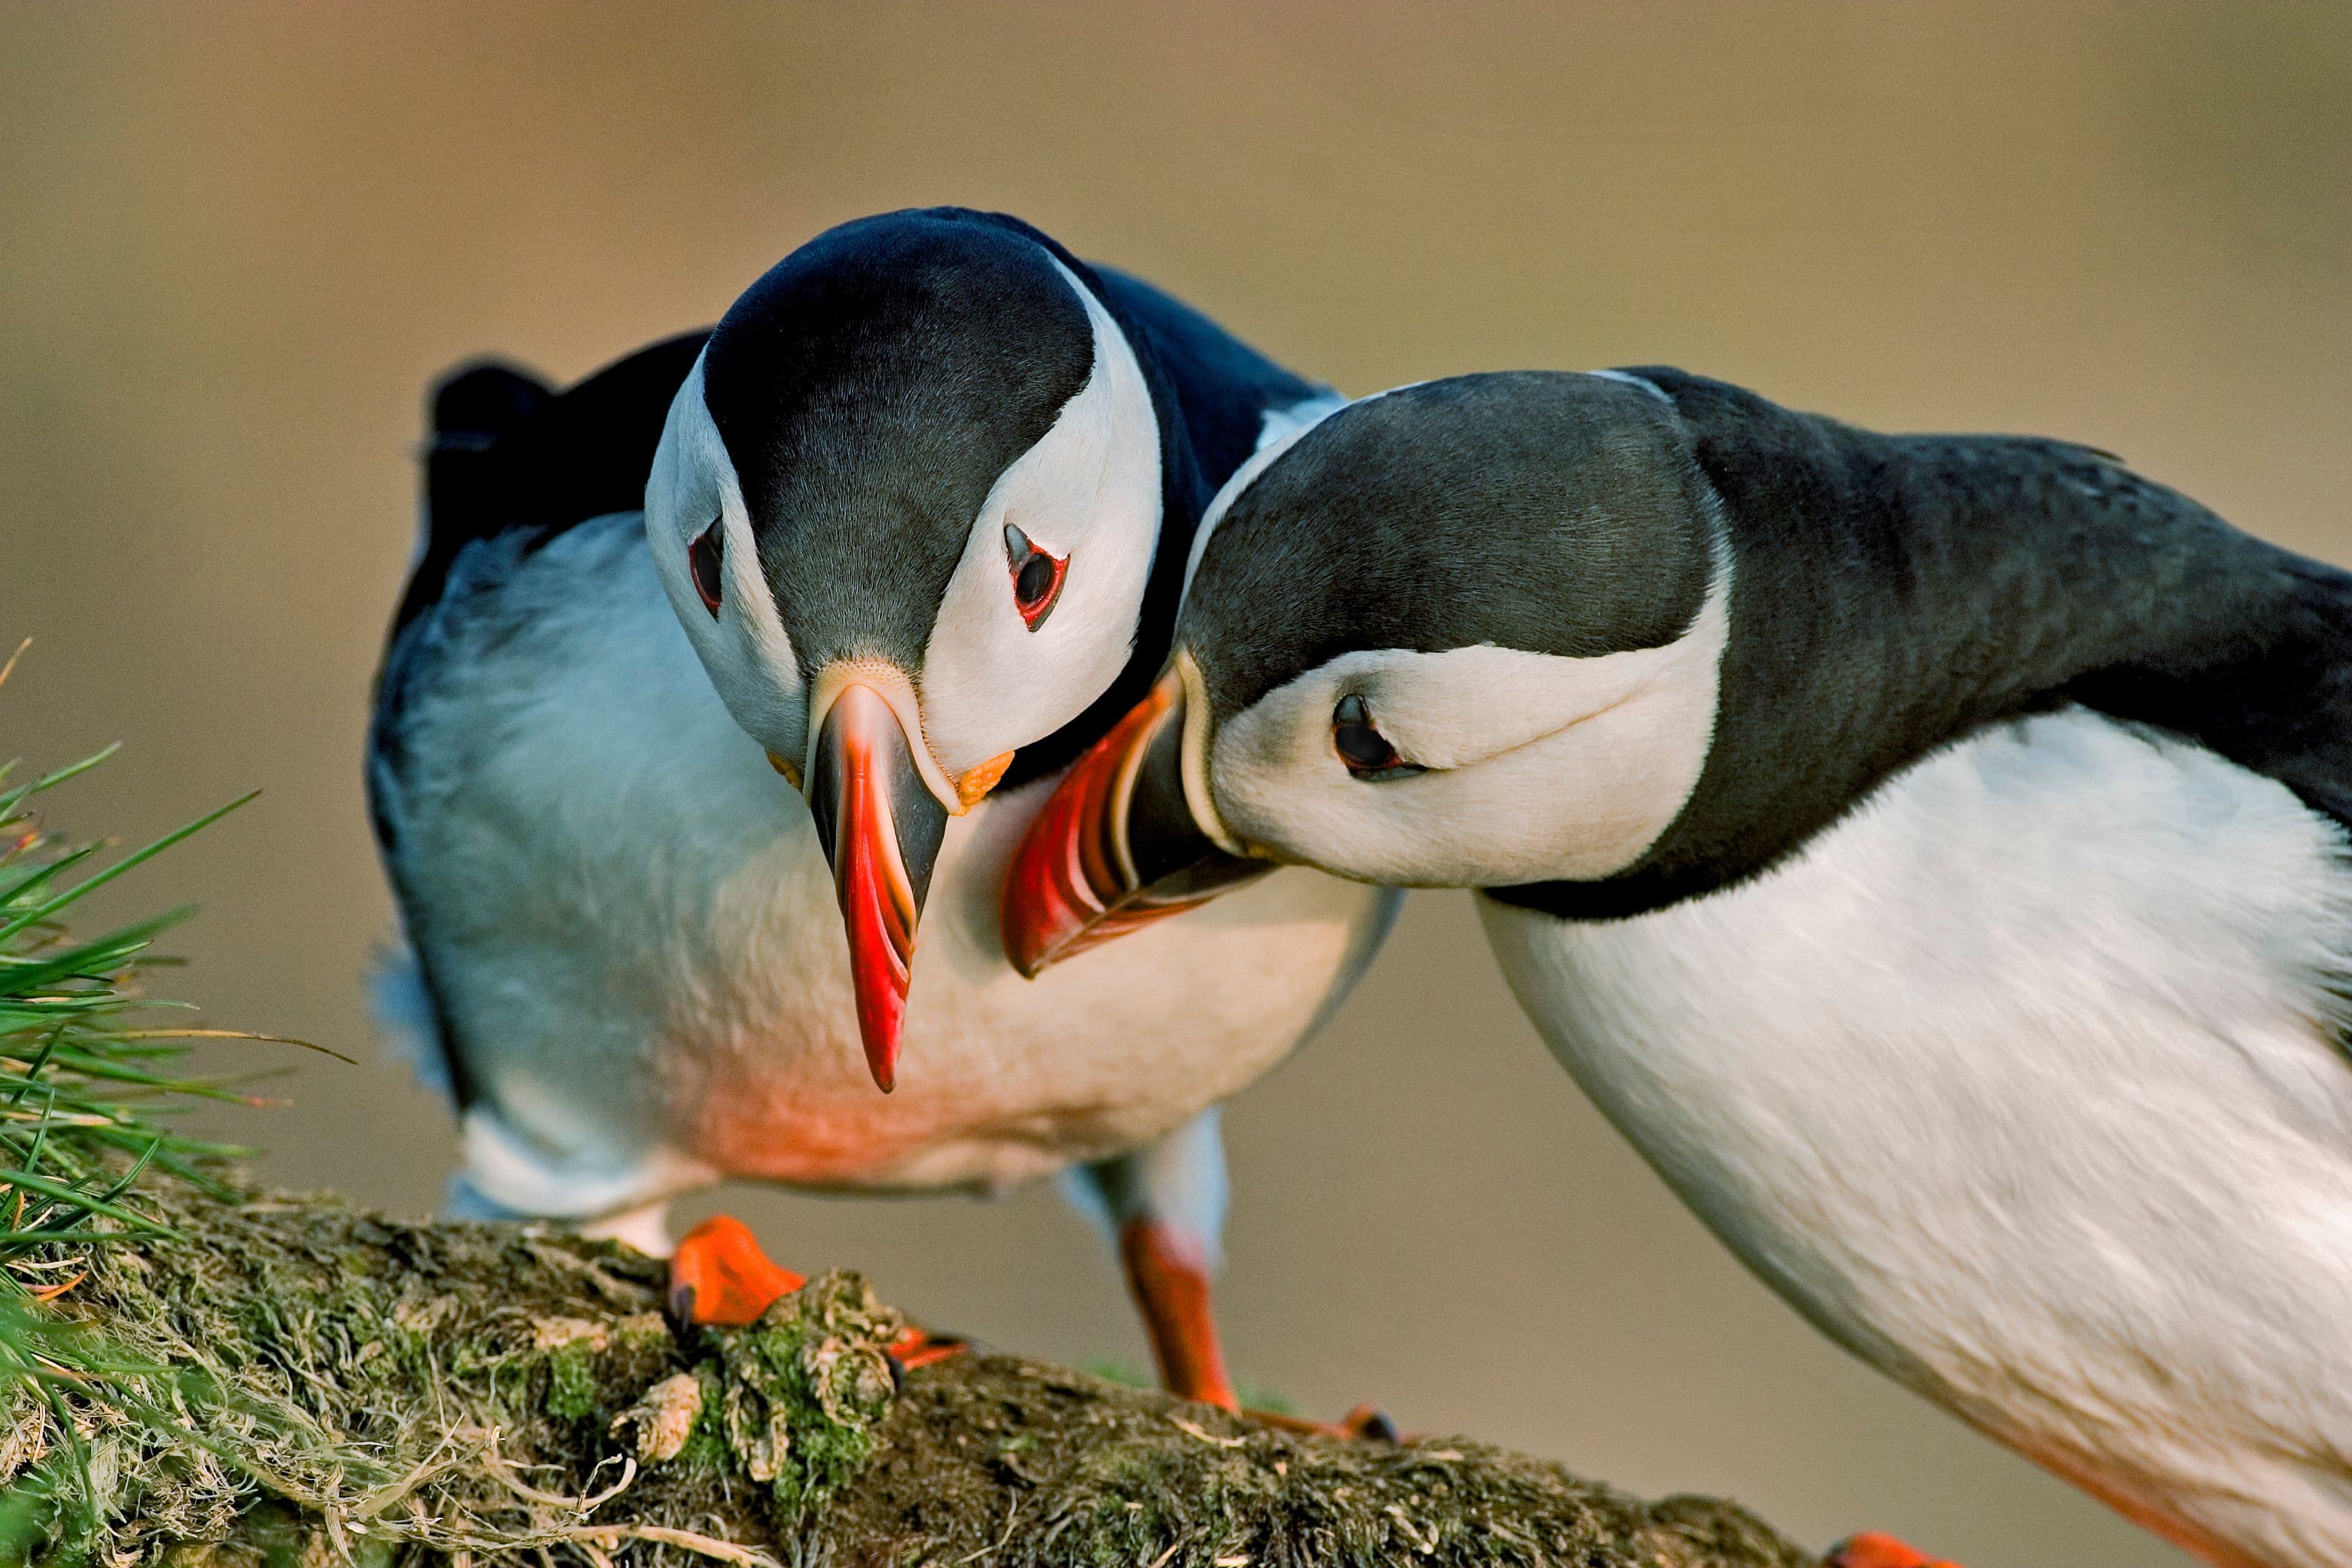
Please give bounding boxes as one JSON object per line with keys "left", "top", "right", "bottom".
{"left": 688, "top": 517, "right": 724, "bottom": 617}
{"left": 1004, "top": 522, "right": 1067, "bottom": 631}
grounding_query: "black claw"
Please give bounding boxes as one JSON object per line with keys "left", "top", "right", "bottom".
{"left": 1354, "top": 1409, "right": 1400, "bottom": 1442}
{"left": 884, "top": 1351, "right": 907, "bottom": 1396}
{"left": 666, "top": 1282, "right": 697, "bottom": 1326}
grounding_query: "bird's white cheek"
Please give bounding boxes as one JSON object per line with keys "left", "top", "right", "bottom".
{"left": 1210, "top": 570, "right": 1730, "bottom": 887}
{"left": 645, "top": 362, "right": 808, "bottom": 762}
{"left": 919, "top": 513, "right": 1153, "bottom": 776}
{"left": 1216, "top": 697, "right": 1711, "bottom": 887}
{"left": 687, "top": 609, "right": 808, "bottom": 766}
{"left": 918, "top": 260, "right": 1161, "bottom": 776}
{"left": 1211, "top": 640, "right": 1723, "bottom": 888}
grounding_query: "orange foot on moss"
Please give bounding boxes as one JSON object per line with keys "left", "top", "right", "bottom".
{"left": 1828, "top": 1531, "right": 1962, "bottom": 1568}
{"left": 665, "top": 1213, "right": 970, "bottom": 1378}
{"left": 666, "top": 1214, "right": 804, "bottom": 1326}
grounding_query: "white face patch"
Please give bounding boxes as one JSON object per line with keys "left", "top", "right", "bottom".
{"left": 645, "top": 353, "right": 809, "bottom": 763}
{"left": 1204, "top": 564, "right": 1730, "bottom": 887}
{"left": 916, "top": 258, "right": 1163, "bottom": 780}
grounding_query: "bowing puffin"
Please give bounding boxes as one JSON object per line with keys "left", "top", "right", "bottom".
{"left": 368, "top": 208, "right": 1396, "bottom": 1410}
{"left": 1004, "top": 368, "right": 2352, "bottom": 1566}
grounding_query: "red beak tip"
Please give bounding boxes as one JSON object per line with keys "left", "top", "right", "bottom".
{"left": 859, "top": 1028, "right": 901, "bottom": 1094}
{"left": 1004, "top": 936, "right": 1049, "bottom": 980}
{"left": 1021, "top": 933, "right": 1085, "bottom": 978}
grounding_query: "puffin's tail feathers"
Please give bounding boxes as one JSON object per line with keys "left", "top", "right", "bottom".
{"left": 422, "top": 359, "right": 553, "bottom": 560}
{"left": 432, "top": 359, "right": 551, "bottom": 441}
{"left": 407, "top": 334, "right": 709, "bottom": 594}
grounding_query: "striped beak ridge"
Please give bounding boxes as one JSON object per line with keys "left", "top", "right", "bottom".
{"left": 1000, "top": 667, "right": 1270, "bottom": 978}
{"left": 806, "top": 681, "right": 947, "bottom": 1093}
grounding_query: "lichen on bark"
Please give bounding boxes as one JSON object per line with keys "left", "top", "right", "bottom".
{"left": 0, "top": 1178, "right": 1818, "bottom": 1567}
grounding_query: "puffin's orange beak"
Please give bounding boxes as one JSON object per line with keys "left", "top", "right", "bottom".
{"left": 1001, "top": 667, "right": 1269, "bottom": 978}
{"left": 806, "top": 681, "right": 946, "bottom": 1092}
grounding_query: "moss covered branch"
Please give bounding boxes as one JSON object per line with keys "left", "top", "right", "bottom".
{"left": 1, "top": 1179, "right": 1818, "bottom": 1567}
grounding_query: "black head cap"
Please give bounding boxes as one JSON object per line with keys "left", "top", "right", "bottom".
{"left": 701, "top": 207, "right": 1099, "bottom": 678}
{"left": 1181, "top": 371, "right": 1720, "bottom": 720}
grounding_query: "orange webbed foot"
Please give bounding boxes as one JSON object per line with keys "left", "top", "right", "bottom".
{"left": 667, "top": 1214, "right": 805, "bottom": 1326}
{"left": 886, "top": 1323, "right": 970, "bottom": 1373}
{"left": 1828, "top": 1531, "right": 1962, "bottom": 1568}
{"left": 1242, "top": 1401, "right": 1403, "bottom": 1442}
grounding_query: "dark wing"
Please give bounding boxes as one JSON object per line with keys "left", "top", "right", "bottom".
{"left": 2066, "top": 554, "right": 2352, "bottom": 835}
{"left": 374, "top": 330, "right": 707, "bottom": 777}
{"left": 388, "top": 332, "right": 710, "bottom": 647}
{"left": 1510, "top": 366, "right": 2352, "bottom": 921}
{"left": 1085, "top": 263, "right": 1331, "bottom": 498}
{"left": 368, "top": 332, "right": 707, "bottom": 1104}
{"left": 1642, "top": 364, "right": 2352, "bottom": 832}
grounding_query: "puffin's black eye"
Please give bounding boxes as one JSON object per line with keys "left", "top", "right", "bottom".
{"left": 1004, "top": 521, "right": 1067, "bottom": 630}
{"left": 1332, "top": 694, "right": 1423, "bottom": 779}
{"left": 689, "top": 517, "right": 724, "bottom": 617}
{"left": 1016, "top": 551, "right": 1056, "bottom": 605}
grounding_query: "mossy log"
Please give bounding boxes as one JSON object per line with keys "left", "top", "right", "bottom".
{"left": 1, "top": 1180, "right": 1820, "bottom": 1567}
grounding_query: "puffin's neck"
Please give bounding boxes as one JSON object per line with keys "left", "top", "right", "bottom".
{"left": 1500, "top": 369, "right": 2319, "bottom": 920}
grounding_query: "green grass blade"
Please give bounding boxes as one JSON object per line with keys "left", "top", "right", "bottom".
{"left": 0, "top": 792, "right": 255, "bottom": 945}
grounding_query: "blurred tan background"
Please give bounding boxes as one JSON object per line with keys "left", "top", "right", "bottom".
{"left": 4, "top": 5, "right": 2347, "bottom": 1563}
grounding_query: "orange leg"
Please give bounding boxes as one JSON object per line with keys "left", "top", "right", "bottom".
{"left": 667, "top": 1214, "right": 805, "bottom": 1326}
{"left": 1828, "top": 1531, "right": 1961, "bottom": 1568}
{"left": 1119, "top": 1217, "right": 1239, "bottom": 1410}
{"left": 1117, "top": 1217, "right": 1398, "bottom": 1438}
